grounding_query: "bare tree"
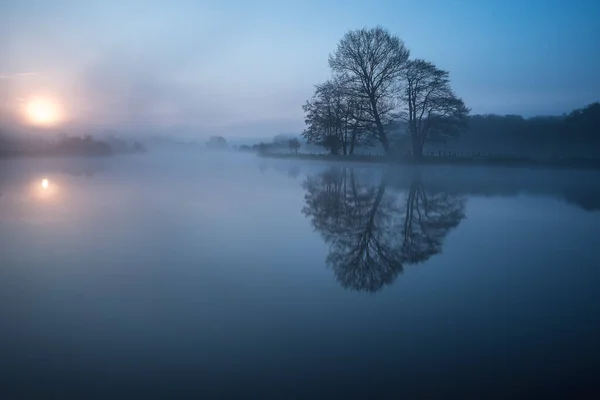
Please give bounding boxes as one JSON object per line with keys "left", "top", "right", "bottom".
{"left": 302, "top": 81, "right": 341, "bottom": 154}
{"left": 401, "top": 59, "right": 469, "bottom": 158}
{"left": 302, "top": 77, "right": 373, "bottom": 155}
{"left": 337, "top": 77, "right": 374, "bottom": 155}
{"left": 329, "top": 27, "right": 410, "bottom": 154}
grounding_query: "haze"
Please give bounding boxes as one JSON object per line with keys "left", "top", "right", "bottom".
{"left": 2, "top": 2, "right": 600, "bottom": 397}
{"left": 1, "top": 0, "right": 599, "bottom": 139}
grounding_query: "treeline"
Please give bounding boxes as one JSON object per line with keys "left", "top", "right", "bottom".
{"left": 0, "top": 133, "right": 146, "bottom": 157}
{"left": 301, "top": 26, "right": 599, "bottom": 159}
{"left": 237, "top": 134, "right": 302, "bottom": 154}
{"left": 48, "top": 135, "right": 146, "bottom": 156}
{"left": 446, "top": 103, "right": 600, "bottom": 158}
{"left": 302, "top": 26, "right": 468, "bottom": 158}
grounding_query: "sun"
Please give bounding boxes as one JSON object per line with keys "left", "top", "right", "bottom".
{"left": 25, "top": 97, "right": 63, "bottom": 126}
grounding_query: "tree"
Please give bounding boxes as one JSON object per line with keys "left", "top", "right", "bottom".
{"left": 401, "top": 59, "right": 469, "bottom": 158}
{"left": 564, "top": 102, "right": 600, "bottom": 144}
{"left": 288, "top": 138, "right": 301, "bottom": 154}
{"left": 302, "top": 78, "right": 372, "bottom": 155}
{"left": 257, "top": 142, "right": 268, "bottom": 155}
{"left": 206, "top": 136, "right": 228, "bottom": 150}
{"left": 302, "top": 81, "right": 340, "bottom": 154}
{"left": 329, "top": 27, "right": 410, "bottom": 154}
{"left": 132, "top": 141, "right": 146, "bottom": 153}
{"left": 337, "top": 77, "right": 375, "bottom": 155}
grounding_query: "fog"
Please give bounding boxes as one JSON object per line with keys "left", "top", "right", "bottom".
{"left": 2, "top": 1, "right": 600, "bottom": 397}
{"left": 1, "top": 151, "right": 600, "bottom": 398}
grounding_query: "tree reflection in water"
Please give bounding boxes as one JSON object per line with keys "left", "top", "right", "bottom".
{"left": 302, "top": 167, "right": 466, "bottom": 292}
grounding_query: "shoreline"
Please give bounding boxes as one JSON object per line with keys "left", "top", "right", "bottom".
{"left": 259, "top": 152, "right": 600, "bottom": 170}
{"left": 0, "top": 149, "right": 145, "bottom": 159}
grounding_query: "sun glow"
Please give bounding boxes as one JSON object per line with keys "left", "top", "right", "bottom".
{"left": 25, "top": 97, "right": 63, "bottom": 126}
{"left": 32, "top": 177, "right": 59, "bottom": 202}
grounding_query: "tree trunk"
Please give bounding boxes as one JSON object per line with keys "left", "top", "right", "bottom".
{"left": 350, "top": 133, "right": 356, "bottom": 155}
{"left": 408, "top": 125, "right": 422, "bottom": 159}
{"left": 369, "top": 95, "right": 390, "bottom": 154}
{"left": 330, "top": 139, "right": 339, "bottom": 155}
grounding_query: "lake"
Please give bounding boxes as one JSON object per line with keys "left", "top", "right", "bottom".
{"left": 1, "top": 152, "right": 600, "bottom": 398}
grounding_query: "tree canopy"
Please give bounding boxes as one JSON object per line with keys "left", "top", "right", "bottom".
{"left": 303, "top": 26, "right": 468, "bottom": 157}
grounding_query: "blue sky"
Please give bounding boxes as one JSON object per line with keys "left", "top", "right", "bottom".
{"left": 1, "top": 0, "right": 599, "bottom": 137}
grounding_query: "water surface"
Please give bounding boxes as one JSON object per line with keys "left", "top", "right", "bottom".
{"left": 1, "top": 153, "right": 599, "bottom": 398}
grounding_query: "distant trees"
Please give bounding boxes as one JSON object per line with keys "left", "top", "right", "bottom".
{"left": 105, "top": 136, "right": 146, "bottom": 154}
{"left": 303, "top": 26, "right": 467, "bottom": 157}
{"left": 238, "top": 135, "right": 303, "bottom": 155}
{"left": 132, "top": 141, "right": 146, "bottom": 153}
{"left": 51, "top": 135, "right": 112, "bottom": 156}
{"left": 206, "top": 136, "right": 228, "bottom": 150}
{"left": 288, "top": 138, "right": 301, "bottom": 154}
{"left": 449, "top": 103, "right": 600, "bottom": 157}
{"left": 565, "top": 102, "right": 600, "bottom": 144}
{"left": 401, "top": 60, "right": 469, "bottom": 158}
{"left": 258, "top": 142, "right": 268, "bottom": 155}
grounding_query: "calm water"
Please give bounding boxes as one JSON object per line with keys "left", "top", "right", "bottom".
{"left": 1, "top": 152, "right": 600, "bottom": 398}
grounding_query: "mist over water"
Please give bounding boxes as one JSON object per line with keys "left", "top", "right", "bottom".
{"left": 1, "top": 152, "right": 600, "bottom": 398}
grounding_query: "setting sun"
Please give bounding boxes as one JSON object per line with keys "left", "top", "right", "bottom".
{"left": 25, "top": 97, "right": 63, "bottom": 126}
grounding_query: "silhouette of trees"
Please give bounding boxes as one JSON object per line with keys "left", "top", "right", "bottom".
{"left": 329, "top": 27, "right": 410, "bottom": 154}
{"left": 52, "top": 135, "right": 112, "bottom": 156}
{"left": 102, "top": 135, "right": 146, "bottom": 154}
{"left": 302, "top": 27, "right": 599, "bottom": 158}
{"left": 302, "top": 78, "right": 372, "bottom": 155}
{"left": 564, "top": 102, "right": 600, "bottom": 145}
{"left": 206, "top": 136, "right": 228, "bottom": 150}
{"left": 429, "top": 102, "right": 599, "bottom": 157}
{"left": 401, "top": 60, "right": 469, "bottom": 158}
{"left": 132, "top": 141, "right": 146, "bottom": 153}
{"left": 304, "top": 27, "right": 471, "bottom": 156}
{"left": 302, "top": 80, "right": 343, "bottom": 155}
{"left": 288, "top": 138, "right": 301, "bottom": 154}
{"left": 302, "top": 167, "right": 465, "bottom": 292}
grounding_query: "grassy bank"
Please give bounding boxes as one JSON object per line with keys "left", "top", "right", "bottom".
{"left": 260, "top": 152, "right": 600, "bottom": 170}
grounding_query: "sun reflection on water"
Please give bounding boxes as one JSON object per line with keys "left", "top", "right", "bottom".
{"left": 33, "top": 177, "right": 59, "bottom": 202}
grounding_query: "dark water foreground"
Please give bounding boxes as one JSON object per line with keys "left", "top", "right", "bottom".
{"left": 1, "top": 153, "right": 599, "bottom": 399}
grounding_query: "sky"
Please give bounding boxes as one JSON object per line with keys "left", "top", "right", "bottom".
{"left": 1, "top": 0, "right": 599, "bottom": 139}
